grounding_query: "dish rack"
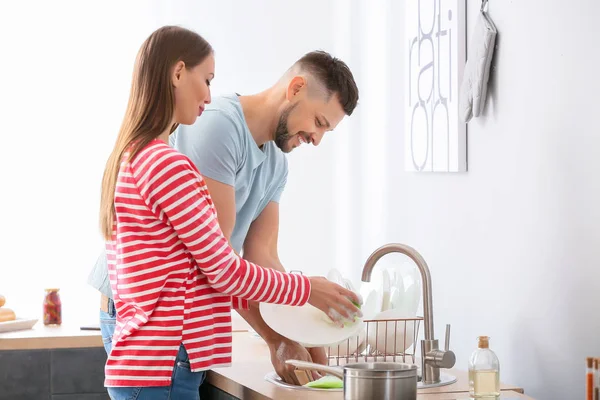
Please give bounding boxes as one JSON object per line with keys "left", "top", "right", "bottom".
{"left": 326, "top": 316, "right": 423, "bottom": 366}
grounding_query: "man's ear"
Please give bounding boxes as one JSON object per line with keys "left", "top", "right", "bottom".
{"left": 286, "top": 76, "right": 307, "bottom": 100}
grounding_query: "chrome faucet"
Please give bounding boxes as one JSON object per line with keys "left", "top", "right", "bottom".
{"left": 361, "top": 243, "right": 456, "bottom": 385}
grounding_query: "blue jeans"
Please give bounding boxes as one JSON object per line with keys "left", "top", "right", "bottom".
{"left": 107, "top": 345, "right": 206, "bottom": 400}
{"left": 99, "top": 301, "right": 116, "bottom": 355}
{"left": 101, "top": 299, "right": 206, "bottom": 400}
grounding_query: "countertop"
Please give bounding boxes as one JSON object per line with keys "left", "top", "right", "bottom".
{"left": 207, "top": 332, "right": 534, "bottom": 400}
{"left": 0, "top": 322, "right": 104, "bottom": 350}
{"left": 0, "top": 313, "right": 251, "bottom": 350}
{"left": 1, "top": 317, "right": 534, "bottom": 399}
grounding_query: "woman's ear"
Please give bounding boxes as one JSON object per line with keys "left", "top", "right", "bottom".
{"left": 172, "top": 60, "right": 186, "bottom": 88}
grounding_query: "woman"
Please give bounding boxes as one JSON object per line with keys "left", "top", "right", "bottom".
{"left": 99, "top": 26, "right": 361, "bottom": 400}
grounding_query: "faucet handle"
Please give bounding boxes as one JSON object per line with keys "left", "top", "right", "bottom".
{"left": 423, "top": 324, "right": 456, "bottom": 370}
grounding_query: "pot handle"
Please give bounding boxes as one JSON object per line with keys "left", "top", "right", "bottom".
{"left": 285, "top": 360, "right": 344, "bottom": 379}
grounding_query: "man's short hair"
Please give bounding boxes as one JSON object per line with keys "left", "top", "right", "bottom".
{"left": 294, "top": 50, "right": 359, "bottom": 116}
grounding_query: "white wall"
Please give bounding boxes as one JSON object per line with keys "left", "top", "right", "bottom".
{"left": 1, "top": 1, "right": 597, "bottom": 399}
{"left": 0, "top": 1, "right": 157, "bottom": 324}
{"left": 380, "top": 1, "right": 600, "bottom": 399}
{"left": 0, "top": 0, "right": 339, "bottom": 323}
{"left": 286, "top": 1, "right": 600, "bottom": 399}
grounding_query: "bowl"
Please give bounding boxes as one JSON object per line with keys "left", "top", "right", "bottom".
{"left": 366, "top": 309, "right": 417, "bottom": 354}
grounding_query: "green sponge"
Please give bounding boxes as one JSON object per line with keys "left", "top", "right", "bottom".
{"left": 343, "top": 299, "right": 362, "bottom": 327}
{"left": 321, "top": 298, "right": 363, "bottom": 328}
{"left": 304, "top": 375, "right": 343, "bottom": 389}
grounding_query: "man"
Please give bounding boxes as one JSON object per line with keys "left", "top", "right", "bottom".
{"left": 88, "top": 50, "right": 359, "bottom": 385}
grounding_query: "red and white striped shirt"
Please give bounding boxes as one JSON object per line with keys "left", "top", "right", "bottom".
{"left": 104, "top": 139, "right": 310, "bottom": 387}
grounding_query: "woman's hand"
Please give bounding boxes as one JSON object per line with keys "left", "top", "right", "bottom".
{"left": 307, "top": 277, "right": 362, "bottom": 326}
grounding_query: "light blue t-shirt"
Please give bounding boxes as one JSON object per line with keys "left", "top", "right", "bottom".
{"left": 87, "top": 93, "right": 288, "bottom": 298}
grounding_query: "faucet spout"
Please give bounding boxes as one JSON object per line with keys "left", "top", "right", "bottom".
{"left": 361, "top": 243, "right": 455, "bottom": 385}
{"left": 361, "top": 243, "right": 434, "bottom": 340}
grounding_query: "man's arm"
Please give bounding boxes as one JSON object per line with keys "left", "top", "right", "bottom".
{"left": 178, "top": 112, "right": 325, "bottom": 383}
{"left": 202, "top": 177, "right": 236, "bottom": 241}
{"left": 241, "top": 201, "right": 282, "bottom": 269}
{"left": 240, "top": 201, "right": 328, "bottom": 384}
{"left": 238, "top": 202, "right": 286, "bottom": 342}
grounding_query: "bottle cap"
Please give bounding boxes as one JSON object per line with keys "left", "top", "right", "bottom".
{"left": 594, "top": 358, "right": 599, "bottom": 369}
{"left": 44, "top": 288, "right": 60, "bottom": 293}
{"left": 477, "top": 336, "right": 490, "bottom": 349}
{"left": 588, "top": 357, "right": 594, "bottom": 369}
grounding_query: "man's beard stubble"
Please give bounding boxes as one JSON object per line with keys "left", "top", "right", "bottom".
{"left": 274, "top": 102, "right": 298, "bottom": 153}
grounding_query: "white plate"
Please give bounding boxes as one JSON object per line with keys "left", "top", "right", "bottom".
{"left": 381, "top": 269, "right": 392, "bottom": 311}
{"left": 388, "top": 272, "right": 405, "bottom": 311}
{"left": 361, "top": 289, "right": 380, "bottom": 320}
{"left": 397, "top": 267, "right": 421, "bottom": 317}
{"left": 264, "top": 371, "right": 342, "bottom": 392}
{"left": 360, "top": 283, "right": 384, "bottom": 318}
{"left": 0, "top": 318, "right": 38, "bottom": 333}
{"left": 327, "top": 269, "right": 344, "bottom": 286}
{"left": 259, "top": 302, "right": 365, "bottom": 348}
{"left": 326, "top": 329, "right": 367, "bottom": 357}
{"left": 366, "top": 309, "right": 416, "bottom": 353}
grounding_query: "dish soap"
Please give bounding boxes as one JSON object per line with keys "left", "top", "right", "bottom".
{"left": 469, "top": 336, "right": 500, "bottom": 398}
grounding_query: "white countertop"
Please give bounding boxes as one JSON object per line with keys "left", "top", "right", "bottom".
{"left": 206, "top": 332, "right": 532, "bottom": 400}
{"left": 0, "top": 313, "right": 250, "bottom": 350}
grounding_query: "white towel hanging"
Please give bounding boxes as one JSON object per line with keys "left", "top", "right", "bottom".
{"left": 459, "top": 0, "right": 497, "bottom": 122}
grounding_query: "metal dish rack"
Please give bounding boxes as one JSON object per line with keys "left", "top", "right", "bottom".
{"left": 326, "top": 316, "right": 423, "bottom": 366}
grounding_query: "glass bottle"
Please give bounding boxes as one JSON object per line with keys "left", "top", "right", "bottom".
{"left": 587, "top": 357, "right": 594, "bottom": 400}
{"left": 43, "top": 288, "right": 62, "bottom": 326}
{"left": 468, "top": 336, "right": 500, "bottom": 398}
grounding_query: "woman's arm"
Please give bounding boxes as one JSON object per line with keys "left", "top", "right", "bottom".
{"left": 132, "top": 144, "right": 310, "bottom": 306}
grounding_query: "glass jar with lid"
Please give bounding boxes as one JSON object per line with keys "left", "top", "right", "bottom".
{"left": 43, "top": 288, "right": 62, "bottom": 326}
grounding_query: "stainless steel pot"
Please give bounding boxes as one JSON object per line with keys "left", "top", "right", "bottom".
{"left": 286, "top": 360, "right": 417, "bottom": 400}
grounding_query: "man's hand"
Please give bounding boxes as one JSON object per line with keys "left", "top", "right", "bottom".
{"left": 308, "top": 346, "right": 328, "bottom": 367}
{"left": 269, "top": 338, "right": 325, "bottom": 384}
{"left": 241, "top": 203, "right": 334, "bottom": 384}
